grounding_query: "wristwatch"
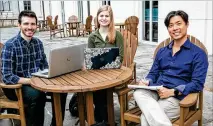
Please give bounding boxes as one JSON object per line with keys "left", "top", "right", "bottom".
{"left": 174, "top": 89, "right": 179, "bottom": 97}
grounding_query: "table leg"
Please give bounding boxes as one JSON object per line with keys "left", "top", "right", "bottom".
{"left": 85, "top": 92, "right": 95, "bottom": 125}
{"left": 77, "top": 93, "right": 85, "bottom": 126}
{"left": 107, "top": 88, "right": 115, "bottom": 126}
{"left": 53, "top": 93, "right": 63, "bottom": 126}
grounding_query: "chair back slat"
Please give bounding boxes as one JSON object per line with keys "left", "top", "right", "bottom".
{"left": 121, "top": 29, "right": 138, "bottom": 67}
{"left": 124, "top": 16, "right": 139, "bottom": 40}
{"left": 85, "top": 15, "right": 93, "bottom": 32}
{"left": 94, "top": 16, "right": 98, "bottom": 30}
{"left": 68, "top": 15, "right": 78, "bottom": 22}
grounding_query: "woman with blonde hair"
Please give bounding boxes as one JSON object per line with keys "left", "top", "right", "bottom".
{"left": 87, "top": 5, "right": 124, "bottom": 125}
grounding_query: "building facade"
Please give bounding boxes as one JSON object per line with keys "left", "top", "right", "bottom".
{"left": 1, "top": 0, "right": 212, "bottom": 54}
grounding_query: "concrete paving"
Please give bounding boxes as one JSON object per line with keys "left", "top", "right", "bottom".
{"left": 0, "top": 27, "right": 212, "bottom": 126}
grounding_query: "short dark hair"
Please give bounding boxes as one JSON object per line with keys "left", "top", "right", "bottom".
{"left": 164, "top": 10, "right": 188, "bottom": 28}
{"left": 18, "top": 10, "right": 37, "bottom": 24}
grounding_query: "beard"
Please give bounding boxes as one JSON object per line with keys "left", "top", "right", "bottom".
{"left": 21, "top": 29, "right": 36, "bottom": 38}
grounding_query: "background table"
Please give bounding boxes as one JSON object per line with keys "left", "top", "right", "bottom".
{"left": 31, "top": 66, "right": 132, "bottom": 126}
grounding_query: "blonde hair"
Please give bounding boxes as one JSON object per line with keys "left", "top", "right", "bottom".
{"left": 96, "top": 5, "right": 115, "bottom": 43}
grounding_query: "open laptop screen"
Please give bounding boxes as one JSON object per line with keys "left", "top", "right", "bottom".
{"left": 84, "top": 47, "right": 121, "bottom": 69}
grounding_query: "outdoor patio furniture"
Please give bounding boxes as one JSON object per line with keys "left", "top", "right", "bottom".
{"left": 31, "top": 66, "right": 133, "bottom": 126}
{"left": 0, "top": 42, "right": 26, "bottom": 126}
{"left": 124, "top": 16, "right": 139, "bottom": 41}
{"left": 38, "top": 19, "right": 48, "bottom": 31}
{"left": 79, "top": 15, "right": 93, "bottom": 36}
{"left": 68, "top": 15, "right": 78, "bottom": 28}
{"left": 66, "top": 21, "right": 81, "bottom": 37}
{"left": 118, "top": 35, "right": 207, "bottom": 126}
{"left": 114, "top": 29, "right": 138, "bottom": 92}
{"left": 93, "top": 16, "right": 98, "bottom": 31}
{"left": 47, "top": 15, "right": 65, "bottom": 39}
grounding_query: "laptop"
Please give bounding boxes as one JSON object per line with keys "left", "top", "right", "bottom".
{"left": 32, "top": 43, "right": 87, "bottom": 78}
{"left": 84, "top": 47, "right": 121, "bottom": 69}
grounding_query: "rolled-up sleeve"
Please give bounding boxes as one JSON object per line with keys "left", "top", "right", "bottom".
{"left": 1, "top": 43, "right": 20, "bottom": 84}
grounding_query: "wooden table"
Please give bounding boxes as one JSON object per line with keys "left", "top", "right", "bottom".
{"left": 31, "top": 66, "right": 132, "bottom": 126}
{"left": 66, "top": 21, "right": 81, "bottom": 37}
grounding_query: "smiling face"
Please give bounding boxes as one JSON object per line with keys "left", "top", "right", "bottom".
{"left": 18, "top": 16, "right": 37, "bottom": 39}
{"left": 98, "top": 10, "right": 111, "bottom": 27}
{"left": 167, "top": 15, "right": 188, "bottom": 41}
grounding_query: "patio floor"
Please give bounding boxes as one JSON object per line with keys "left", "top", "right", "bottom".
{"left": 0, "top": 27, "right": 212, "bottom": 126}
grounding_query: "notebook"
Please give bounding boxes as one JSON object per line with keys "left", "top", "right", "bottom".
{"left": 84, "top": 47, "right": 121, "bottom": 69}
{"left": 32, "top": 43, "right": 87, "bottom": 78}
{"left": 128, "top": 85, "right": 163, "bottom": 90}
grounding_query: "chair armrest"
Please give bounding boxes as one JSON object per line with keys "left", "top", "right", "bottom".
{"left": 179, "top": 93, "right": 198, "bottom": 107}
{"left": 0, "top": 83, "right": 22, "bottom": 89}
{"left": 129, "top": 62, "right": 136, "bottom": 72}
{"left": 117, "top": 87, "right": 133, "bottom": 96}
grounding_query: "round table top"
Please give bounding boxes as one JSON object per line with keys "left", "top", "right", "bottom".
{"left": 31, "top": 66, "right": 132, "bottom": 93}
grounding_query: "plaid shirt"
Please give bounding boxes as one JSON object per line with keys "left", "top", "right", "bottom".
{"left": 1, "top": 32, "right": 48, "bottom": 84}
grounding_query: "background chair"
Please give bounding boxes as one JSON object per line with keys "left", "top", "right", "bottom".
{"left": 118, "top": 35, "right": 207, "bottom": 126}
{"left": 46, "top": 15, "right": 65, "bottom": 39}
{"left": 124, "top": 16, "right": 139, "bottom": 42}
{"left": 0, "top": 42, "right": 26, "bottom": 126}
{"left": 93, "top": 16, "right": 98, "bottom": 31}
{"left": 79, "top": 15, "right": 93, "bottom": 36}
{"left": 66, "top": 15, "right": 79, "bottom": 36}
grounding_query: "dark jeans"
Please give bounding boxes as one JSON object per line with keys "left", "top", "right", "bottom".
{"left": 3, "top": 85, "right": 46, "bottom": 126}
{"left": 50, "top": 93, "right": 67, "bottom": 126}
{"left": 93, "top": 89, "right": 108, "bottom": 122}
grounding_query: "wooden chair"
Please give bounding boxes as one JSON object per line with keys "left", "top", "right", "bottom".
{"left": 68, "top": 15, "right": 78, "bottom": 28}
{"left": 118, "top": 35, "right": 207, "bottom": 126}
{"left": 114, "top": 30, "right": 138, "bottom": 109}
{"left": 79, "top": 15, "right": 93, "bottom": 36}
{"left": 66, "top": 15, "right": 80, "bottom": 36}
{"left": 0, "top": 42, "right": 26, "bottom": 126}
{"left": 124, "top": 16, "right": 139, "bottom": 41}
{"left": 93, "top": 16, "right": 98, "bottom": 31}
{"left": 46, "top": 15, "right": 65, "bottom": 39}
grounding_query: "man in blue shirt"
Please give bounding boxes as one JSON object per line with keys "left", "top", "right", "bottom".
{"left": 133, "top": 10, "right": 208, "bottom": 126}
{"left": 1, "top": 10, "right": 67, "bottom": 126}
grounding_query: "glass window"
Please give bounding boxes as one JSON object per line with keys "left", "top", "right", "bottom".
{"left": 24, "top": 1, "right": 31, "bottom": 10}
{"left": 144, "top": 1, "right": 158, "bottom": 42}
{"left": 103, "top": 0, "right": 111, "bottom": 5}
{"left": 0, "top": 1, "right": 11, "bottom": 11}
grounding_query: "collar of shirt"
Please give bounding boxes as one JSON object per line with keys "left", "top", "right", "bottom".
{"left": 16, "top": 32, "right": 36, "bottom": 46}
{"left": 168, "top": 38, "right": 191, "bottom": 50}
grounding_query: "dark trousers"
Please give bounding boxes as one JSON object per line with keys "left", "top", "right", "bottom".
{"left": 50, "top": 93, "right": 67, "bottom": 126}
{"left": 3, "top": 85, "right": 46, "bottom": 126}
{"left": 93, "top": 89, "right": 108, "bottom": 122}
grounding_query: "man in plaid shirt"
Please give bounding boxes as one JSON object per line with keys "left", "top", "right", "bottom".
{"left": 1, "top": 10, "right": 55, "bottom": 126}
{"left": 1, "top": 10, "right": 48, "bottom": 126}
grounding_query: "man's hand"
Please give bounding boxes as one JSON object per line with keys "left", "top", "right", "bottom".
{"left": 138, "top": 79, "right": 149, "bottom": 86}
{"left": 157, "top": 87, "right": 174, "bottom": 99}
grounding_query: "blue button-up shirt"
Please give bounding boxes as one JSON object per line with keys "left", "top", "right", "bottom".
{"left": 146, "top": 39, "right": 208, "bottom": 100}
{"left": 1, "top": 32, "right": 48, "bottom": 84}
